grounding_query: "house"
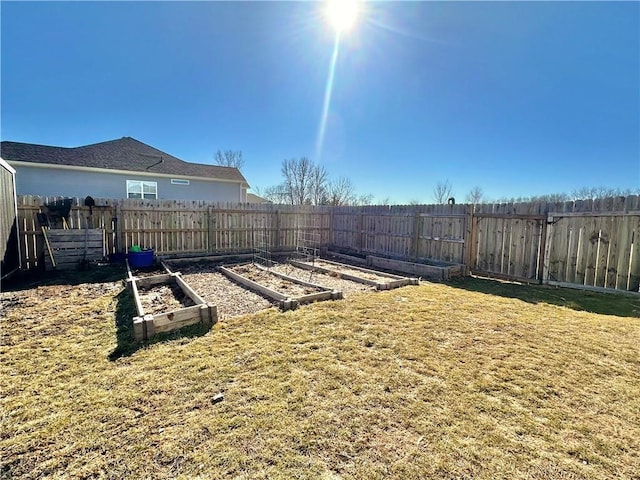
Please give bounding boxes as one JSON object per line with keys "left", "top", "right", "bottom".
{"left": 0, "top": 137, "right": 249, "bottom": 202}
{"left": 246, "top": 192, "right": 272, "bottom": 204}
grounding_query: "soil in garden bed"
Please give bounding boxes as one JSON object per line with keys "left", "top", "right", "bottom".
{"left": 130, "top": 266, "right": 167, "bottom": 278}
{"left": 298, "top": 259, "right": 403, "bottom": 283}
{"left": 166, "top": 260, "right": 275, "bottom": 319}
{"left": 229, "top": 263, "right": 328, "bottom": 297}
{"left": 137, "top": 283, "right": 195, "bottom": 315}
{"left": 270, "top": 263, "right": 373, "bottom": 296}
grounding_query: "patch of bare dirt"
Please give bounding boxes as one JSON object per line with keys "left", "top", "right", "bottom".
{"left": 1, "top": 283, "right": 122, "bottom": 315}
{"left": 137, "top": 283, "right": 195, "bottom": 315}
{"left": 1, "top": 281, "right": 123, "bottom": 345}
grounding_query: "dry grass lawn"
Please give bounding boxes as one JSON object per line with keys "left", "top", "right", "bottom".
{"left": 1, "top": 267, "right": 639, "bottom": 479}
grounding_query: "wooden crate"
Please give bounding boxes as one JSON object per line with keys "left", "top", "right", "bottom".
{"left": 44, "top": 228, "right": 104, "bottom": 270}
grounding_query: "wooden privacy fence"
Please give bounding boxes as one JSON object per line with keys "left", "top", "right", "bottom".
{"left": 14, "top": 195, "right": 640, "bottom": 293}
{"left": 544, "top": 206, "right": 640, "bottom": 292}
{"left": 15, "top": 196, "right": 331, "bottom": 270}
{"left": 468, "top": 197, "right": 640, "bottom": 292}
{"left": 323, "top": 198, "right": 640, "bottom": 293}
{"left": 332, "top": 204, "right": 469, "bottom": 264}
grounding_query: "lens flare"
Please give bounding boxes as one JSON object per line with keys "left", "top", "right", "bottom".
{"left": 315, "top": 34, "right": 341, "bottom": 161}
{"left": 326, "top": 0, "right": 359, "bottom": 33}
{"left": 317, "top": 0, "right": 361, "bottom": 160}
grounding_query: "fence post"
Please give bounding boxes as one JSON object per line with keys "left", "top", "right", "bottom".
{"left": 207, "top": 206, "right": 213, "bottom": 253}
{"left": 540, "top": 215, "right": 552, "bottom": 284}
{"left": 328, "top": 208, "right": 334, "bottom": 248}
{"left": 275, "top": 209, "right": 281, "bottom": 249}
{"left": 358, "top": 211, "right": 364, "bottom": 253}
{"left": 115, "top": 201, "right": 124, "bottom": 254}
{"left": 411, "top": 212, "right": 421, "bottom": 261}
{"left": 464, "top": 206, "right": 476, "bottom": 275}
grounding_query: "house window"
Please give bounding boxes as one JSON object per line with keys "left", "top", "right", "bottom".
{"left": 171, "top": 179, "right": 190, "bottom": 185}
{"left": 127, "top": 180, "right": 157, "bottom": 199}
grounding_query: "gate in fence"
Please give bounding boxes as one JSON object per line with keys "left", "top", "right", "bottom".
{"left": 469, "top": 213, "right": 546, "bottom": 283}
{"left": 544, "top": 211, "right": 640, "bottom": 292}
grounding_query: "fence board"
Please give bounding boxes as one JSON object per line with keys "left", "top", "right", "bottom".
{"left": 615, "top": 216, "right": 633, "bottom": 290}
{"left": 604, "top": 216, "right": 620, "bottom": 289}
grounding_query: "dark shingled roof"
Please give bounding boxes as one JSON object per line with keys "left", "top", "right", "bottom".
{"left": 0, "top": 137, "right": 248, "bottom": 185}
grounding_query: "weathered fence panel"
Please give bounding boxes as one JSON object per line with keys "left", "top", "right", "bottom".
{"left": 471, "top": 214, "right": 545, "bottom": 282}
{"left": 471, "top": 196, "right": 640, "bottom": 292}
{"left": 15, "top": 197, "right": 333, "bottom": 270}
{"left": 331, "top": 204, "right": 468, "bottom": 264}
{"left": 544, "top": 199, "right": 640, "bottom": 292}
{"left": 44, "top": 229, "right": 105, "bottom": 270}
{"left": 13, "top": 194, "right": 640, "bottom": 293}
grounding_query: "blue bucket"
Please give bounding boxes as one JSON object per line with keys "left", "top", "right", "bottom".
{"left": 128, "top": 249, "right": 154, "bottom": 268}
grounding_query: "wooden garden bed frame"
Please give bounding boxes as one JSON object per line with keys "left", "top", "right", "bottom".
{"left": 128, "top": 270, "right": 217, "bottom": 342}
{"left": 366, "top": 256, "right": 465, "bottom": 281}
{"left": 323, "top": 249, "right": 464, "bottom": 281}
{"left": 289, "top": 258, "right": 418, "bottom": 290}
{"left": 219, "top": 263, "right": 341, "bottom": 311}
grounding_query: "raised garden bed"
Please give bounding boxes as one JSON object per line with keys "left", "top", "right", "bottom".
{"left": 137, "top": 281, "right": 195, "bottom": 315}
{"left": 366, "top": 256, "right": 465, "bottom": 281}
{"left": 220, "top": 263, "right": 341, "bottom": 311}
{"left": 289, "top": 258, "right": 418, "bottom": 290}
{"left": 163, "top": 260, "right": 275, "bottom": 319}
{"left": 322, "top": 249, "right": 368, "bottom": 266}
{"left": 324, "top": 249, "right": 465, "bottom": 281}
{"left": 130, "top": 272, "right": 217, "bottom": 342}
{"left": 270, "top": 263, "right": 374, "bottom": 296}
{"left": 125, "top": 257, "right": 166, "bottom": 281}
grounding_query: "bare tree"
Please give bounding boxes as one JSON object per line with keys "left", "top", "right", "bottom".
{"left": 433, "top": 180, "right": 454, "bottom": 204}
{"left": 353, "top": 193, "right": 374, "bottom": 206}
{"left": 537, "top": 193, "right": 570, "bottom": 203}
{"left": 281, "top": 157, "right": 319, "bottom": 205}
{"left": 571, "top": 186, "right": 639, "bottom": 200}
{"left": 465, "top": 186, "right": 484, "bottom": 205}
{"left": 262, "top": 184, "right": 289, "bottom": 204}
{"left": 309, "top": 165, "right": 329, "bottom": 206}
{"left": 263, "top": 157, "right": 375, "bottom": 206}
{"left": 215, "top": 150, "right": 245, "bottom": 170}
{"left": 326, "top": 177, "right": 356, "bottom": 206}
{"left": 378, "top": 196, "right": 392, "bottom": 206}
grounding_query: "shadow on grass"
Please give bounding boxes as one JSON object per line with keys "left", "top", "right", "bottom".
{"left": 108, "top": 288, "right": 213, "bottom": 360}
{"left": 446, "top": 276, "right": 640, "bottom": 318}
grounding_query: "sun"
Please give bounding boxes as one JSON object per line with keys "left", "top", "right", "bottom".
{"left": 325, "top": 0, "right": 360, "bottom": 33}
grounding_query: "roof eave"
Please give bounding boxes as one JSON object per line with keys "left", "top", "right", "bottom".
{"left": 8, "top": 161, "right": 247, "bottom": 185}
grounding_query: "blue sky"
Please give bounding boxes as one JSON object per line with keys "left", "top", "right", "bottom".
{"left": 1, "top": 1, "right": 638, "bottom": 203}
